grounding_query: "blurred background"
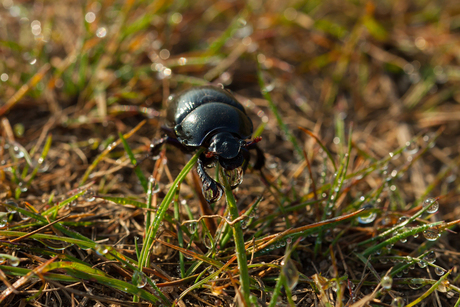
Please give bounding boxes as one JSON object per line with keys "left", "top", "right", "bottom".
{"left": 1, "top": 0, "right": 460, "bottom": 305}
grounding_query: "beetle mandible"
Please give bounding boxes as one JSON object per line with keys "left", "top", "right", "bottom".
{"left": 150, "top": 86, "right": 265, "bottom": 203}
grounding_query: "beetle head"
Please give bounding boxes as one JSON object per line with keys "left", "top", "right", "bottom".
{"left": 208, "top": 132, "right": 244, "bottom": 170}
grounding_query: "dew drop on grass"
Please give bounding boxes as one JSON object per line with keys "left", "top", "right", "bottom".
{"left": 5, "top": 200, "right": 17, "bottom": 213}
{"left": 8, "top": 256, "right": 20, "bottom": 267}
{"left": 408, "top": 278, "right": 423, "bottom": 290}
{"left": 204, "top": 235, "right": 213, "bottom": 249}
{"left": 132, "top": 270, "right": 147, "bottom": 288}
{"left": 282, "top": 259, "right": 299, "bottom": 290}
{"left": 357, "top": 204, "right": 377, "bottom": 224}
{"left": 417, "top": 260, "right": 427, "bottom": 268}
{"left": 391, "top": 297, "right": 405, "bottom": 307}
{"left": 381, "top": 276, "right": 392, "bottom": 289}
{"left": 187, "top": 221, "right": 197, "bottom": 234}
{"left": 224, "top": 168, "right": 243, "bottom": 187}
{"left": 423, "top": 198, "right": 439, "bottom": 214}
{"left": 12, "top": 145, "right": 25, "bottom": 158}
{"left": 404, "top": 141, "right": 419, "bottom": 155}
{"left": 435, "top": 267, "right": 445, "bottom": 276}
{"left": 423, "top": 251, "right": 436, "bottom": 263}
{"left": 397, "top": 216, "right": 408, "bottom": 225}
{"left": 423, "top": 228, "right": 440, "bottom": 241}
{"left": 0, "top": 213, "right": 8, "bottom": 227}
{"left": 95, "top": 244, "right": 109, "bottom": 256}
{"left": 83, "top": 188, "right": 96, "bottom": 202}
{"left": 202, "top": 184, "right": 223, "bottom": 203}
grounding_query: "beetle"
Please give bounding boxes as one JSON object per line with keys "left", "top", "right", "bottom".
{"left": 150, "top": 86, "right": 265, "bottom": 203}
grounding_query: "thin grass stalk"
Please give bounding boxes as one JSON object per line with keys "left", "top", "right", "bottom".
{"left": 138, "top": 149, "right": 203, "bottom": 271}
{"left": 220, "top": 168, "right": 251, "bottom": 304}
{"left": 173, "top": 184, "right": 186, "bottom": 278}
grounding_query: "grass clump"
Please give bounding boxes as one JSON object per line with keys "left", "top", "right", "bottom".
{"left": 1, "top": 0, "right": 460, "bottom": 306}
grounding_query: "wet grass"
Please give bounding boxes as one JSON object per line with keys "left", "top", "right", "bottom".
{"left": 1, "top": 0, "right": 460, "bottom": 306}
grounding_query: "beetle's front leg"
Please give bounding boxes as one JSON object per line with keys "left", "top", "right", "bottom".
{"left": 197, "top": 155, "right": 223, "bottom": 203}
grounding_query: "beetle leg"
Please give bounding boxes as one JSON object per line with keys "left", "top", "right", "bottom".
{"left": 241, "top": 148, "right": 250, "bottom": 172}
{"left": 135, "top": 136, "right": 188, "bottom": 168}
{"left": 244, "top": 143, "right": 265, "bottom": 170}
{"left": 133, "top": 137, "right": 168, "bottom": 167}
{"left": 148, "top": 136, "right": 167, "bottom": 157}
{"left": 197, "top": 155, "right": 223, "bottom": 203}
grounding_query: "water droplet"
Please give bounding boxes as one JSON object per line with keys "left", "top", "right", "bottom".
{"left": 391, "top": 297, "right": 405, "bottom": 307}
{"left": 409, "top": 278, "right": 423, "bottom": 290}
{"left": 282, "top": 259, "right": 299, "bottom": 290}
{"left": 8, "top": 256, "right": 20, "bottom": 267}
{"left": 204, "top": 236, "right": 213, "bottom": 249}
{"left": 83, "top": 189, "right": 96, "bottom": 202}
{"left": 423, "top": 198, "right": 439, "bottom": 214}
{"left": 18, "top": 181, "right": 28, "bottom": 192}
{"left": 404, "top": 141, "right": 419, "bottom": 154}
{"left": 417, "top": 260, "right": 427, "bottom": 268}
{"left": 202, "top": 183, "right": 223, "bottom": 203}
{"left": 132, "top": 270, "right": 147, "bottom": 288}
{"left": 397, "top": 216, "right": 408, "bottom": 225}
{"left": 423, "top": 228, "right": 440, "bottom": 241}
{"left": 357, "top": 204, "right": 376, "bottom": 224}
{"left": 0, "top": 213, "right": 8, "bottom": 227}
{"left": 423, "top": 251, "right": 436, "bottom": 263}
{"left": 5, "top": 200, "right": 18, "bottom": 213}
{"left": 224, "top": 168, "right": 244, "bottom": 187}
{"left": 187, "top": 221, "right": 197, "bottom": 234}
{"left": 381, "top": 276, "right": 392, "bottom": 290}
{"left": 435, "top": 267, "right": 445, "bottom": 276}
{"left": 11, "top": 145, "right": 25, "bottom": 158}
{"left": 400, "top": 237, "right": 408, "bottom": 243}
{"left": 95, "top": 244, "right": 109, "bottom": 255}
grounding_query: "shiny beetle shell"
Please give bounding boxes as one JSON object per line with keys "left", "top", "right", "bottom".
{"left": 166, "top": 86, "right": 253, "bottom": 147}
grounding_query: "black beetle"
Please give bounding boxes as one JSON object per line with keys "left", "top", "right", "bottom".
{"left": 150, "top": 86, "right": 264, "bottom": 203}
